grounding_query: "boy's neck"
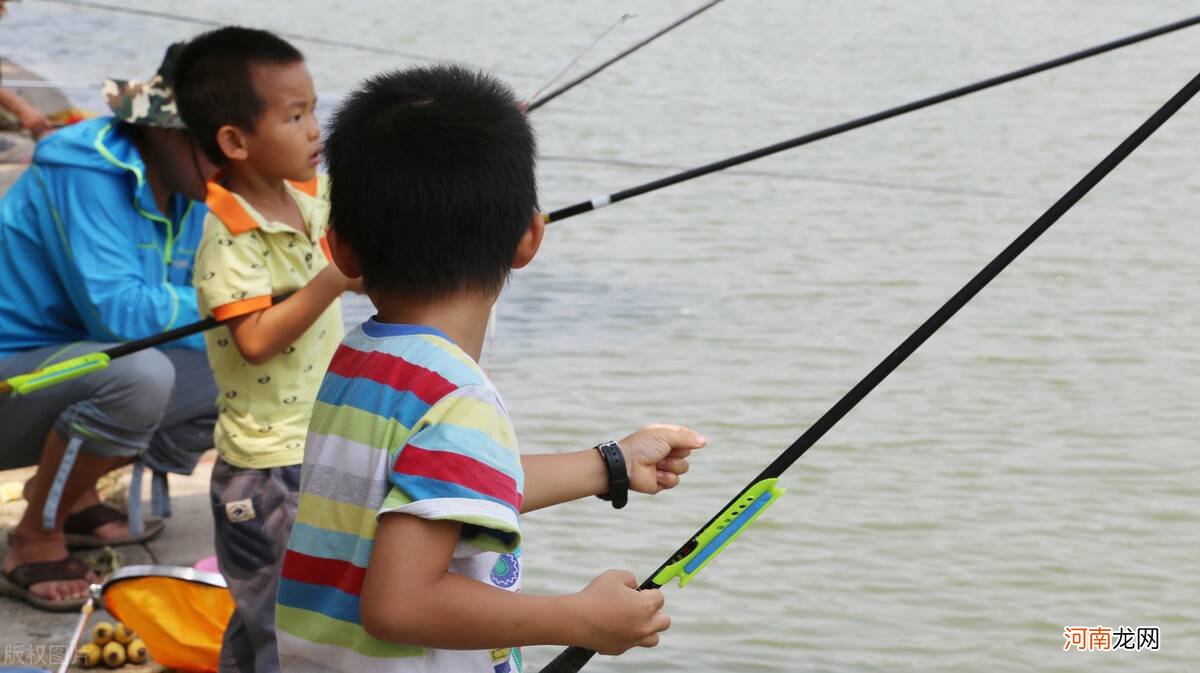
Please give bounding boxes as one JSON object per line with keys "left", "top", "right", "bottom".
{"left": 372, "top": 290, "right": 497, "bottom": 362}
{"left": 221, "top": 164, "right": 304, "bottom": 230}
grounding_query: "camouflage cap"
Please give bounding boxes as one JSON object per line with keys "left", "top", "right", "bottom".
{"left": 102, "top": 42, "right": 187, "bottom": 129}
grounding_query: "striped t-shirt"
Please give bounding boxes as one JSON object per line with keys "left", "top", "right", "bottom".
{"left": 277, "top": 319, "right": 525, "bottom": 673}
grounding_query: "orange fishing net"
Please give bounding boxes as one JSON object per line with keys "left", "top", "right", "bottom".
{"left": 102, "top": 568, "right": 233, "bottom": 672}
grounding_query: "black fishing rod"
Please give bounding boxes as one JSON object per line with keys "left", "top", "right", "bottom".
{"left": 0, "top": 294, "right": 291, "bottom": 396}
{"left": 527, "top": 0, "right": 726, "bottom": 112}
{"left": 543, "top": 13, "right": 1200, "bottom": 224}
{"left": 539, "top": 65, "right": 1200, "bottom": 673}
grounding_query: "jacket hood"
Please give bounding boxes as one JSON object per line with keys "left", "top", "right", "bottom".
{"left": 33, "top": 116, "right": 147, "bottom": 183}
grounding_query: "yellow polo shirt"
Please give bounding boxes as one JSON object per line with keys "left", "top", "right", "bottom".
{"left": 193, "top": 176, "right": 343, "bottom": 469}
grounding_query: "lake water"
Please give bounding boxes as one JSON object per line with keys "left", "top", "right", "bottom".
{"left": 5, "top": 1, "right": 1198, "bottom": 670}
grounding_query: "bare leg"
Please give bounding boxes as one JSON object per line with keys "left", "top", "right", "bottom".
{"left": 4, "top": 430, "right": 110, "bottom": 601}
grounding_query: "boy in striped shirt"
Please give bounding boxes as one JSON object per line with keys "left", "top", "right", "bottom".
{"left": 276, "top": 66, "right": 707, "bottom": 673}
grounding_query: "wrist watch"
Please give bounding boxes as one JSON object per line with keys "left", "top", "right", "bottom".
{"left": 594, "top": 441, "right": 629, "bottom": 509}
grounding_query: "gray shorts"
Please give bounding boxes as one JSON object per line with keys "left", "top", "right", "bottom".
{"left": 211, "top": 459, "right": 301, "bottom": 673}
{"left": 0, "top": 342, "right": 217, "bottom": 474}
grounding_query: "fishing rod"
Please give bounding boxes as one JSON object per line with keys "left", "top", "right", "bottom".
{"left": 36, "top": 0, "right": 538, "bottom": 79}
{"left": 0, "top": 294, "right": 291, "bottom": 396}
{"left": 527, "top": 13, "right": 636, "bottom": 105}
{"left": 542, "top": 13, "right": 1200, "bottom": 224}
{"left": 527, "top": 0, "right": 726, "bottom": 112}
{"left": 539, "top": 65, "right": 1200, "bottom": 673}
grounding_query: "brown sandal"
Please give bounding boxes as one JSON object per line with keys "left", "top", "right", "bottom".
{"left": 0, "top": 556, "right": 93, "bottom": 612}
{"left": 63, "top": 504, "right": 165, "bottom": 549}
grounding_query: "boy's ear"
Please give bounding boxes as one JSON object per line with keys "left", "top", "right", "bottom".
{"left": 215, "top": 124, "right": 249, "bottom": 162}
{"left": 512, "top": 211, "right": 545, "bottom": 270}
{"left": 327, "top": 227, "right": 362, "bottom": 279}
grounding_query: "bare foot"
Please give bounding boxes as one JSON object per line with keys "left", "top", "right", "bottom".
{"left": 3, "top": 529, "right": 96, "bottom": 602}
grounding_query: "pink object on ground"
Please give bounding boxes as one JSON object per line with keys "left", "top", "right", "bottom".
{"left": 193, "top": 555, "right": 219, "bottom": 573}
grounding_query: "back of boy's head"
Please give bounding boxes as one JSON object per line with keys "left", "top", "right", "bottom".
{"left": 174, "top": 26, "right": 304, "bottom": 164}
{"left": 325, "top": 65, "right": 537, "bottom": 298}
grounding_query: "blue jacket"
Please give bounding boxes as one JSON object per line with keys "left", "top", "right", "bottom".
{"left": 0, "top": 117, "right": 208, "bottom": 357}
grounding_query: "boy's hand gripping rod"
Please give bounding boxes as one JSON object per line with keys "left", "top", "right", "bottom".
{"left": 0, "top": 293, "right": 292, "bottom": 396}
{"left": 539, "top": 67, "right": 1200, "bottom": 673}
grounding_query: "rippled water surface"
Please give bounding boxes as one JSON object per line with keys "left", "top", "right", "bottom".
{"left": 6, "top": 1, "right": 1199, "bottom": 670}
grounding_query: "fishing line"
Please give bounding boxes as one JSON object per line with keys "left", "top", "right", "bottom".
{"left": 487, "top": 11, "right": 633, "bottom": 364}
{"left": 542, "top": 13, "right": 1200, "bottom": 223}
{"left": 527, "top": 13, "right": 636, "bottom": 104}
{"left": 528, "top": 0, "right": 726, "bottom": 112}
{"left": 0, "top": 79, "right": 97, "bottom": 90}
{"left": 25, "top": 1, "right": 720, "bottom": 111}
{"left": 539, "top": 63, "right": 1200, "bottom": 673}
{"left": 540, "top": 154, "right": 1014, "bottom": 199}
{"left": 36, "top": 0, "right": 540, "bottom": 79}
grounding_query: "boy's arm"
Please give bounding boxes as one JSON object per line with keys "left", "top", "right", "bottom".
{"left": 360, "top": 513, "right": 669, "bottom": 654}
{"left": 224, "top": 264, "right": 352, "bottom": 365}
{"left": 520, "top": 424, "right": 706, "bottom": 513}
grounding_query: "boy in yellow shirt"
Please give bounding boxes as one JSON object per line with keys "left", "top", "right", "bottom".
{"left": 176, "top": 27, "right": 357, "bottom": 673}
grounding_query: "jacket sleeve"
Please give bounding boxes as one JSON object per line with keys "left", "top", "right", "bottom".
{"left": 45, "top": 165, "right": 205, "bottom": 350}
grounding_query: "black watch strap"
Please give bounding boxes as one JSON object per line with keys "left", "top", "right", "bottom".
{"left": 595, "top": 441, "right": 629, "bottom": 509}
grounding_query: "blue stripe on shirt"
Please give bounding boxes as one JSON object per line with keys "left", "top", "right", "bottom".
{"left": 403, "top": 424, "right": 524, "bottom": 490}
{"left": 278, "top": 577, "right": 362, "bottom": 625}
{"left": 318, "top": 372, "right": 432, "bottom": 429}
{"left": 288, "top": 522, "right": 374, "bottom": 569}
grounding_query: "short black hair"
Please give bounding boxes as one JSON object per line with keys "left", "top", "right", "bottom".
{"left": 325, "top": 65, "right": 537, "bottom": 297}
{"left": 174, "top": 26, "right": 304, "bottom": 164}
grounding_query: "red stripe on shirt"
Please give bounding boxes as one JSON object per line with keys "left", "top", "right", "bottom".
{"left": 393, "top": 445, "right": 521, "bottom": 510}
{"left": 280, "top": 550, "right": 366, "bottom": 597}
{"left": 328, "top": 346, "right": 456, "bottom": 405}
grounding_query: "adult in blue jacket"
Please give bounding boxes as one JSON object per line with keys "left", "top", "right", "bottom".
{"left": 0, "top": 47, "right": 219, "bottom": 610}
